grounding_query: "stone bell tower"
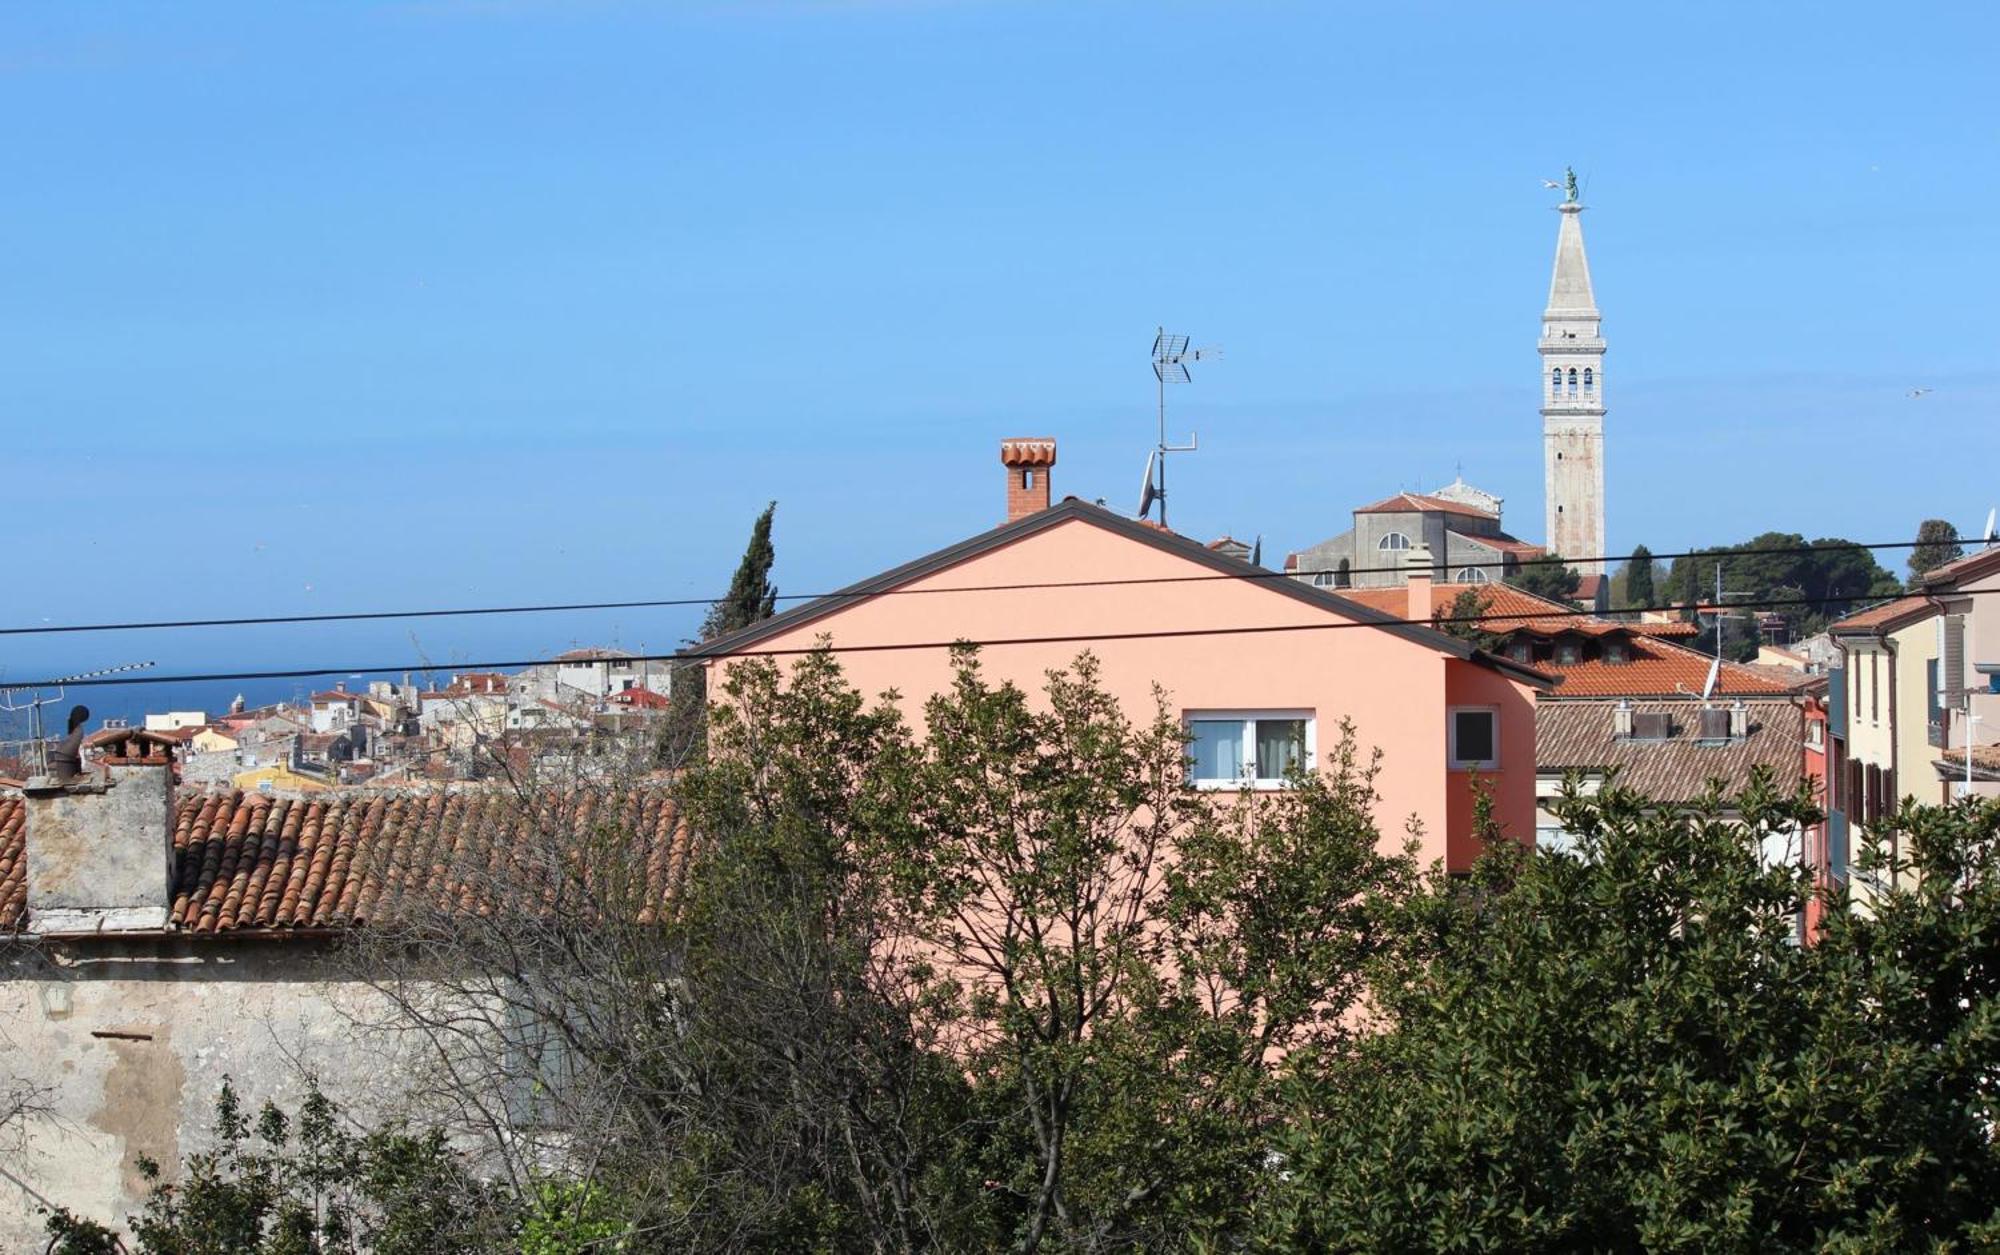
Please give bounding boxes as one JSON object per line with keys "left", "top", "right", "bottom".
{"left": 1540, "top": 168, "right": 1606, "bottom": 574}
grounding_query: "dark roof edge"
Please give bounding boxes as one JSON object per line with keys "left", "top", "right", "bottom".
{"left": 680, "top": 499, "right": 1557, "bottom": 688}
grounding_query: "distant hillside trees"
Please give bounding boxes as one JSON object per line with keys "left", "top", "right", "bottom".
{"left": 1664, "top": 532, "right": 1900, "bottom": 659}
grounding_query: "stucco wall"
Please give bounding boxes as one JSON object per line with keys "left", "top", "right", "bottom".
{"left": 711, "top": 516, "right": 1540, "bottom": 869}
{"left": 0, "top": 940, "right": 416, "bottom": 1250}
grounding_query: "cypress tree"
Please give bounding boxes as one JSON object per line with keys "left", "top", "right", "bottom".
{"left": 1625, "top": 545, "right": 1655, "bottom": 609}
{"left": 702, "top": 502, "right": 779, "bottom": 640}
{"left": 664, "top": 503, "right": 780, "bottom": 767}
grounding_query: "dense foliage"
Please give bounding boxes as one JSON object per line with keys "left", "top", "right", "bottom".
{"left": 1909, "top": 517, "right": 1965, "bottom": 585}
{"left": 1256, "top": 778, "right": 2000, "bottom": 1252}
{"left": 1622, "top": 542, "right": 1656, "bottom": 608}
{"left": 1505, "top": 553, "right": 1582, "bottom": 606}
{"left": 1663, "top": 532, "right": 1900, "bottom": 658}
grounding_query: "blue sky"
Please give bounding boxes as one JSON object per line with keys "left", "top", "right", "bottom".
{"left": 2, "top": 1, "right": 1996, "bottom": 717}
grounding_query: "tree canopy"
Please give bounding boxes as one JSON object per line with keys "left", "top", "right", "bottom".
{"left": 1506, "top": 553, "right": 1583, "bottom": 607}
{"left": 1663, "top": 532, "right": 1900, "bottom": 659}
{"left": 1909, "top": 517, "right": 1965, "bottom": 586}
{"left": 1623, "top": 543, "right": 1656, "bottom": 608}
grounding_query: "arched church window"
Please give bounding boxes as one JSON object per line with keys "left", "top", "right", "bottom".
{"left": 1582, "top": 367, "right": 1594, "bottom": 394}
{"left": 1551, "top": 367, "right": 1562, "bottom": 395}
{"left": 1378, "top": 532, "right": 1412, "bottom": 551}
{"left": 1567, "top": 367, "right": 1578, "bottom": 395}
{"left": 1454, "top": 567, "right": 1489, "bottom": 584}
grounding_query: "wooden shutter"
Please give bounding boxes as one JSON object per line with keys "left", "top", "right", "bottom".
{"left": 1941, "top": 615, "right": 1966, "bottom": 703}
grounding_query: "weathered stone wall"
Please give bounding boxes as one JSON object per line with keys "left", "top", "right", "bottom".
{"left": 0, "top": 939, "right": 422, "bottom": 1250}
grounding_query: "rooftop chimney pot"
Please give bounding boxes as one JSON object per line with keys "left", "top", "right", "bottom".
{"left": 999, "top": 437, "right": 1057, "bottom": 523}
{"left": 1405, "top": 545, "right": 1436, "bottom": 623}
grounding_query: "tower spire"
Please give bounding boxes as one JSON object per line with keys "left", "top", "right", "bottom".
{"left": 1540, "top": 169, "right": 1606, "bottom": 580}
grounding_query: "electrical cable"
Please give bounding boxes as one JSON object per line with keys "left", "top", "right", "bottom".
{"left": 13, "top": 585, "right": 1991, "bottom": 691}
{"left": 0, "top": 535, "right": 1956, "bottom": 640}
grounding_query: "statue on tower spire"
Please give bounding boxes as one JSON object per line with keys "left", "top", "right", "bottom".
{"left": 1564, "top": 165, "right": 1579, "bottom": 203}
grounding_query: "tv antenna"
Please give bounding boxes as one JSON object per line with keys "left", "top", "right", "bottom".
{"left": 1137, "top": 327, "right": 1218, "bottom": 528}
{"left": 0, "top": 661, "right": 154, "bottom": 777}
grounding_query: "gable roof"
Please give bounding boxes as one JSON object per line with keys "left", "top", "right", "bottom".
{"left": 1920, "top": 544, "right": 2000, "bottom": 589}
{"left": 1353, "top": 492, "right": 1497, "bottom": 520}
{"left": 1828, "top": 594, "right": 1938, "bottom": 635}
{"left": 678, "top": 498, "right": 1555, "bottom": 688}
{"left": 1537, "top": 698, "right": 1804, "bottom": 802}
{"left": 1334, "top": 583, "right": 1798, "bottom": 699}
{"left": 1, "top": 787, "right": 687, "bottom": 937}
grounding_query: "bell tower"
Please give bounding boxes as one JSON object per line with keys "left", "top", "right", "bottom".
{"left": 1540, "top": 168, "right": 1606, "bottom": 575}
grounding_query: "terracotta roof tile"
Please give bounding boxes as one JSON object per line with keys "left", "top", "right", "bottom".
{"left": 1332, "top": 584, "right": 1797, "bottom": 697}
{"left": 1919, "top": 543, "right": 2000, "bottom": 588}
{"left": 1, "top": 786, "right": 687, "bottom": 935}
{"left": 1537, "top": 698, "right": 1806, "bottom": 802}
{"left": 1829, "top": 595, "right": 1936, "bottom": 634}
{"left": 1354, "top": 491, "right": 1497, "bottom": 520}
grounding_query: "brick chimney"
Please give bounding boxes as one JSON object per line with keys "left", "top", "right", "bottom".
{"left": 1406, "top": 545, "right": 1436, "bottom": 622}
{"left": 23, "top": 730, "right": 179, "bottom": 934}
{"left": 1000, "top": 438, "right": 1057, "bottom": 523}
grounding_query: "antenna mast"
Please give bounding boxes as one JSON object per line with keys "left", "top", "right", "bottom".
{"left": 1139, "top": 327, "right": 1215, "bottom": 528}
{"left": 0, "top": 661, "right": 154, "bottom": 776}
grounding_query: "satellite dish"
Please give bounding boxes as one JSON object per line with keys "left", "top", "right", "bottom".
{"left": 1137, "top": 450, "right": 1159, "bottom": 519}
{"left": 1700, "top": 656, "right": 1720, "bottom": 703}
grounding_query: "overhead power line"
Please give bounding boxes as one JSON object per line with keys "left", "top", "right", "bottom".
{"left": 15, "top": 586, "right": 1993, "bottom": 692}
{"left": 0, "top": 536, "right": 1952, "bottom": 640}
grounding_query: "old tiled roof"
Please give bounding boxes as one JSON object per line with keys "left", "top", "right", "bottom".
{"left": 1537, "top": 699, "right": 1805, "bottom": 803}
{"left": 1936, "top": 744, "right": 2000, "bottom": 782}
{"left": 1542, "top": 642, "right": 1797, "bottom": 699}
{"left": 1829, "top": 595, "right": 1936, "bottom": 634}
{"left": 0, "top": 787, "right": 687, "bottom": 936}
{"left": 1471, "top": 535, "right": 1547, "bottom": 558}
{"left": 1337, "top": 583, "right": 1602, "bottom": 635}
{"left": 1354, "top": 491, "right": 1497, "bottom": 520}
{"left": 1333, "top": 584, "right": 1798, "bottom": 698}
{"left": 1919, "top": 544, "right": 2000, "bottom": 588}
{"left": 0, "top": 797, "right": 21, "bottom": 936}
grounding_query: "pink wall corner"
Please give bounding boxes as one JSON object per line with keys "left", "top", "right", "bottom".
{"left": 1443, "top": 659, "right": 1540, "bottom": 870}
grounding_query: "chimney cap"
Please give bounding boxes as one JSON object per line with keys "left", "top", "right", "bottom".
{"left": 82, "top": 727, "right": 182, "bottom": 767}
{"left": 999, "top": 437, "right": 1057, "bottom": 468}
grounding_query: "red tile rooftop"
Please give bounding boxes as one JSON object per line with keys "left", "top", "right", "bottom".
{"left": 1333, "top": 583, "right": 1798, "bottom": 698}
{"left": 1, "top": 787, "right": 688, "bottom": 936}
{"left": 1353, "top": 491, "right": 1497, "bottom": 520}
{"left": 1828, "top": 595, "right": 1936, "bottom": 634}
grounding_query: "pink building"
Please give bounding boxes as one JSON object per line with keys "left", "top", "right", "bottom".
{"left": 687, "top": 440, "right": 1554, "bottom": 871}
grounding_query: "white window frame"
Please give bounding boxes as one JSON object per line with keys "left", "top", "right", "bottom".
{"left": 1378, "top": 532, "right": 1413, "bottom": 551}
{"left": 1448, "top": 705, "right": 1500, "bottom": 771}
{"left": 1184, "top": 709, "right": 1316, "bottom": 790}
